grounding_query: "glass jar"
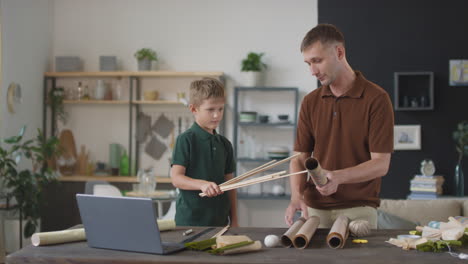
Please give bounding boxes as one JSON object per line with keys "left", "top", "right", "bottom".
{"left": 137, "top": 167, "right": 156, "bottom": 195}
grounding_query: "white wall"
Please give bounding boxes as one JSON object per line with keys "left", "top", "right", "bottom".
{"left": 0, "top": 0, "right": 52, "bottom": 252}
{"left": 0, "top": 0, "right": 52, "bottom": 145}
{"left": 52, "top": 0, "right": 318, "bottom": 227}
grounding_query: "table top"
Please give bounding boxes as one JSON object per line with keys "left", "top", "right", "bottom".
{"left": 6, "top": 227, "right": 468, "bottom": 264}
{"left": 125, "top": 190, "right": 176, "bottom": 200}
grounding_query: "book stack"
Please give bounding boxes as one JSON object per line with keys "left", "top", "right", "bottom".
{"left": 407, "top": 175, "right": 444, "bottom": 200}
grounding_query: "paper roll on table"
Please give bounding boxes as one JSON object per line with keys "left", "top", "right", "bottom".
{"left": 31, "top": 219, "right": 176, "bottom": 246}
{"left": 157, "top": 219, "right": 176, "bottom": 231}
{"left": 326, "top": 215, "right": 350, "bottom": 249}
{"left": 31, "top": 228, "right": 86, "bottom": 247}
{"left": 293, "top": 216, "right": 320, "bottom": 249}
{"left": 281, "top": 217, "right": 306, "bottom": 248}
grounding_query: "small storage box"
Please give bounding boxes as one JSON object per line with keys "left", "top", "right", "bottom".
{"left": 55, "top": 56, "right": 82, "bottom": 72}
{"left": 100, "top": 56, "right": 117, "bottom": 71}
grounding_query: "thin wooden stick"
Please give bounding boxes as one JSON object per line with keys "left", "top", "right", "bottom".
{"left": 212, "top": 225, "right": 230, "bottom": 238}
{"left": 200, "top": 170, "right": 307, "bottom": 197}
{"left": 219, "top": 170, "right": 307, "bottom": 192}
{"left": 222, "top": 171, "right": 286, "bottom": 190}
{"left": 221, "top": 153, "right": 300, "bottom": 187}
{"left": 200, "top": 171, "right": 286, "bottom": 197}
{"left": 220, "top": 159, "right": 277, "bottom": 187}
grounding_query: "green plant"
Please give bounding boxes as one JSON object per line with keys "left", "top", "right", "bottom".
{"left": 47, "top": 87, "right": 67, "bottom": 125}
{"left": 453, "top": 120, "right": 468, "bottom": 163}
{"left": 134, "top": 48, "right": 158, "bottom": 61}
{"left": 0, "top": 126, "right": 60, "bottom": 237}
{"left": 241, "top": 52, "right": 267, "bottom": 72}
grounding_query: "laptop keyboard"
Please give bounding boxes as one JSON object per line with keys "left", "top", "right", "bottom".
{"left": 162, "top": 242, "right": 184, "bottom": 251}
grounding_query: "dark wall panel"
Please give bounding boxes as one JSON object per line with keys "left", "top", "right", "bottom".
{"left": 318, "top": 0, "right": 468, "bottom": 198}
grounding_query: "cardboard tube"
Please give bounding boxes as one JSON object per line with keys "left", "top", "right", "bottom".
{"left": 31, "top": 219, "right": 175, "bottom": 246}
{"left": 293, "top": 216, "right": 320, "bottom": 249}
{"left": 157, "top": 219, "right": 176, "bottom": 231}
{"left": 31, "top": 228, "right": 86, "bottom": 247}
{"left": 326, "top": 215, "right": 350, "bottom": 249}
{"left": 281, "top": 217, "right": 306, "bottom": 247}
{"left": 304, "top": 157, "right": 328, "bottom": 186}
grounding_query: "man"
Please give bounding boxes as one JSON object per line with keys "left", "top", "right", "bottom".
{"left": 285, "top": 24, "right": 394, "bottom": 228}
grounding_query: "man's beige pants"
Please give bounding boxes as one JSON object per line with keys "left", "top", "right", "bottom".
{"left": 307, "top": 206, "right": 377, "bottom": 229}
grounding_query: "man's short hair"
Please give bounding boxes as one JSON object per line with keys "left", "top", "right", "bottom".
{"left": 189, "top": 77, "right": 225, "bottom": 106}
{"left": 300, "top": 24, "right": 345, "bottom": 52}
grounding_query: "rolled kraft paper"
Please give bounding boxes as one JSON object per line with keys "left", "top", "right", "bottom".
{"left": 222, "top": 240, "right": 262, "bottom": 255}
{"left": 293, "top": 216, "right": 320, "bottom": 249}
{"left": 31, "top": 219, "right": 175, "bottom": 246}
{"left": 326, "top": 215, "right": 350, "bottom": 249}
{"left": 216, "top": 235, "right": 252, "bottom": 248}
{"left": 158, "top": 219, "right": 176, "bottom": 231}
{"left": 31, "top": 228, "right": 86, "bottom": 247}
{"left": 281, "top": 217, "right": 306, "bottom": 247}
{"left": 304, "top": 157, "right": 328, "bottom": 186}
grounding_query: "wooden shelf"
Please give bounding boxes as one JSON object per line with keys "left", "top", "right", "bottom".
{"left": 45, "top": 71, "right": 223, "bottom": 78}
{"left": 57, "top": 176, "right": 172, "bottom": 183}
{"left": 133, "top": 100, "right": 185, "bottom": 105}
{"left": 64, "top": 100, "right": 129, "bottom": 105}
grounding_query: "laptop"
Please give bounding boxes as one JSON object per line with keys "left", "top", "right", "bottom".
{"left": 76, "top": 194, "right": 185, "bottom": 255}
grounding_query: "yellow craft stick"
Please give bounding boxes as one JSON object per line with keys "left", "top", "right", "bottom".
{"left": 352, "top": 239, "right": 368, "bottom": 244}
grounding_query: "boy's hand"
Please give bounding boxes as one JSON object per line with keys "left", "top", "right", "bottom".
{"left": 200, "top": 181, "right": 223, "bottom": 197}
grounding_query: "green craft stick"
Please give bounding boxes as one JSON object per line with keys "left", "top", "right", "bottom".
{"left": 207, "top": 241, "right": 254, "bottom": 254}
{"left": 184, "top": 237, "right": 217, "bottom": 251}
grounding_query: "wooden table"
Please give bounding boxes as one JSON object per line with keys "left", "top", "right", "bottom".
{"left": 6, "top": 227, "right": 468, "bottom": 264}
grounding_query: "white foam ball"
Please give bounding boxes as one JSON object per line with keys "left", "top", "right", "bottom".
{"left": 264, "top": 234, "right": 280, "bottom": 248}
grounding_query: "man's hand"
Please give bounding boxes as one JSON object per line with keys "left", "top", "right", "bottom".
{"left": 315, "top": 171, "right": 339, "bottom": 196}
{"left": 285, "top": 198, "right": 309, "bottom": 226}
{"left": 200, "top": 181, "right": 223, "bottom": 197}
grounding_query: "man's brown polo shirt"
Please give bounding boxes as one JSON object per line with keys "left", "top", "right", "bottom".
{"left": 294, "top": 71, "right": 394, "bottom": 209}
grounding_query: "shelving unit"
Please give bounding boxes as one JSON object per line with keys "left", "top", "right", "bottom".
{"left": 57, "top": 175, "right": 172, "bottom": 183}
{"left": 233, "top": 86, "right": 299, "bottom": 199}
{"left": 394, "top": 72, "right": 434, "bottom": 111}
{"left": 43, "top": 71, "right": 224, "bottom": 179}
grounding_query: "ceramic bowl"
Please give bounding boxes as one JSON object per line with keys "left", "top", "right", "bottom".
{"left": 259, "top": 115, "right": 269, "bottom": 123}
{"left": 277, "top": 114, "right": 289, "bottom": 122}
{"left": 239, "top": 111, "right": 257, "bottom": 122}
{"left": 266, "top": 146, "right": 289, "bottom": 159}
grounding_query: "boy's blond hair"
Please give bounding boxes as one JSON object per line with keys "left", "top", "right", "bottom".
{"left": 189, "top": 77, "right": 225, "bottom": 106}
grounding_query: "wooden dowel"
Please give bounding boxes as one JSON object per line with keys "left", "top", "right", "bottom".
{"left": 222, "top": 171, "right": 286, "bottom": 190}
{"left": 200, "top": 170, "right": 307, "bottom": 197}
{"left": 200, "top": 171, "right": 286, "bottom": 197}
{"left": 218, "top": 170, "right": 307, "bottom": 193}
{"left": 220, "top": 159, "right": 277, "bottom": 187}
{"left": 221, "top": 153, "right": 300, "bottom": 187}
{"left": 212, "top": 225, "right": 230, "bottom": 238}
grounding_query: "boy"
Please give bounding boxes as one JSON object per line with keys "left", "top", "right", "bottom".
{"left": 171, "top": 77, "right": 238, "bottom": 227}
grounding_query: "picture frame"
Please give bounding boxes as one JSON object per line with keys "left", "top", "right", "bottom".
{"left": 394, "top": 125, "right": 421, "bottom": 150}
{"left": 449, "top": 59, "right": 468, "bottom": 86}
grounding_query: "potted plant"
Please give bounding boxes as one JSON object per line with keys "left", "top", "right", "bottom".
{"left": 134, "top": 48, "right": 158, "bottom": 71}
{"left": 47, "top": 87, "right": 68, "bottom": 129}
{"left": 0, "top": 126, "right": 60, "bottom": 240}
{"left": 453, "top": 120, "right": 468, "bottom": 196}
{"left": 241, "top": 52, "right": 267, "bottom": 86}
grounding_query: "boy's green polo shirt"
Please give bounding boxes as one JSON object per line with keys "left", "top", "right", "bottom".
{"left": 172, "top": 122, "right": 235, "bottom": 226}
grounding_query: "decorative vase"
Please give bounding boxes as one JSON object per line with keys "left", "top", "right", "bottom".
{"left": 241, "top": 71, "right": 263, "bottom": 87}
{"left": 137, "top": 58, "right": 151, "bottom": 71}
{"left": 455, "top": 160, "right": 465, "bottom": 196}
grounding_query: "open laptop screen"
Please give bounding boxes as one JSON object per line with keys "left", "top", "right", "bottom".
{"left": 76, "top": 194, "right": 182, "bottom": 254}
